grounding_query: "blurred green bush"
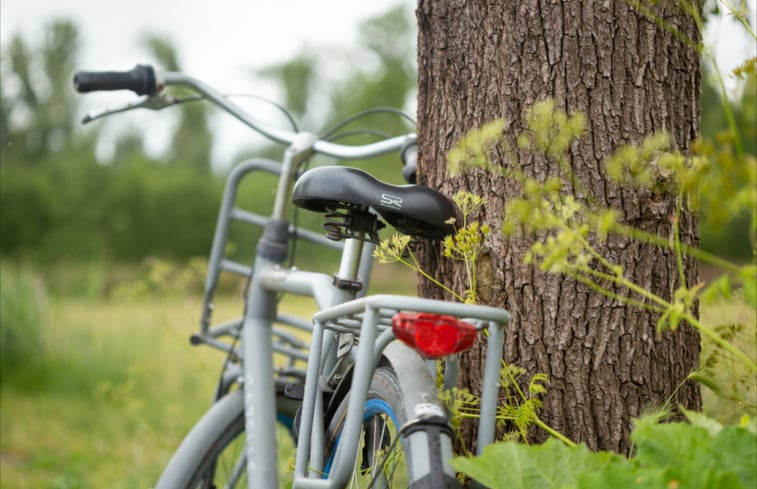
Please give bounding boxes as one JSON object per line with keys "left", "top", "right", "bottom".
{"left": 0, "top": 266, "right": 46, "bottom": 387}
{"left": 1, "top": 159, "right": 220, "bottom": 261}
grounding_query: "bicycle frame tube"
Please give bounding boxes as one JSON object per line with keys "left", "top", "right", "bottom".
{"left": 201, "top": 158, "right": 281, "bottom": 332}
{"left": 239, "top": 130, "right": 373, "bottom": 487}
{"left": 241, "top": 254, "right": 282, "bottom": 488}
{"left": 239, "top": 136, "right": 319, "bottom": 489}
{"left": 198, "top": 156, "right": 351, "bottom": 348}
{"left": 243, "top": 261, "right": 371, "bottom": 487}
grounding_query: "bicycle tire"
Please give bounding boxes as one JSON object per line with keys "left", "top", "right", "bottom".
{"left": 155, "top": 368, "right": 459, "bottom": 488}
{"left": 324, "top": 366, "right": 460, "bottom": 489}
{"left": 154, "top": 388, "right": 297, "bottom": 489}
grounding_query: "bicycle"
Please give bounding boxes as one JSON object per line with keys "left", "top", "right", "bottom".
{"left": 73, "top": 63, "right": 510, "bottom": 489}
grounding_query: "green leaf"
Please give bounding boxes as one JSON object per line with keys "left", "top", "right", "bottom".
{"left": 578, "top": 465, "right": 669, "bottom": 489}
{"left": 739, "top": 265, "right": 757, "bottom": 309}
{"left": 580, "top": 466, "right": 745, "bottom": 489}
{"left": 632, "top": 420, "right": 712, "bottom": 470}
{"left": 631, "top": 419, "right": 756, "bottom": 489}
{"left": 700, "top": 274, "right": 732, "bottom": 304}
{"left": 451, "top": 439, "right": 621, "bottom": 489}
{"left": 680, "top": 407, "right": 723, "bottom": 437}
{"left": 528, "top": 373, "right": 549, "bottom": 395}
{"left": 453, "top": 421, "right": 756, "bottom": 489}
{"left": 597, "top": 210, "right": 618, "bottom": 241}
{"left": 711, "top": 426, "right": 757, "bottom": 489}
{"left": 687, "top": 371, "right": 722, "bottom": 395}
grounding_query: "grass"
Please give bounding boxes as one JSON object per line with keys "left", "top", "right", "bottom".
{"left": 1, "top": 295, "right": 222, "bottom": 488}
{"left": 699, "top": 297, "right": 757, "bottom": 422}
{"left": 0, "top": 262, "right": 752, "bottom": 488}
{"left": 0, "top": 258, "right": 330, "bottom": 489}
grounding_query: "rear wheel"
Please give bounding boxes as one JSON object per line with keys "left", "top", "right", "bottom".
{"left": 325, "top": 367, "right": 460, "bottom": 488}
{"left": 156, "top": 368, "right": 459, "bottom": 488}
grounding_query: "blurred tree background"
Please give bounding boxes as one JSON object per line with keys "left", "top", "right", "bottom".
{"left": 0, "top": 5, "right": 418, "bottom": 284}
{"left": 1, "top": 5, "right": 752, "bottom": 281}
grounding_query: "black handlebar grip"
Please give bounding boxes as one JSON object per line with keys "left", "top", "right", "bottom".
{"left": 73, "top": 64, "right": 157, "bottom": 95}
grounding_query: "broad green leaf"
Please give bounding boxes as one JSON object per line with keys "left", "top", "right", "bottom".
{"left": 578, "top": 465, "right": 669, "bottom": 489}
{"left": 711, "top": 426, "right": 757, "bottom": 489}
{"left": 632, "top": 421, "right": 712, "bottom": 470}
{"left": 579, "top": 462, "right": 746, "bottom": 489}
{"left": 451, "top": 439, "right": 620, "bottom": 489}
{"left": 681, "top": 406, "right": 724, "bottom": 437}
{"left": 631, "top": 420, "right": 755, "bottom": 489}
{"left": 453, "top": 421, "right": 756, "bottom": 489}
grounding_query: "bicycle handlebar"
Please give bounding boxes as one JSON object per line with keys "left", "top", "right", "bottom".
{"left": 74, "top": 64, "right": 158, "bottom": 95}
{"left": 400, "top": 140, "right": 417, "bottom": 184}
{"left": 73, "top": 64, "right": 415, "bottom": 161}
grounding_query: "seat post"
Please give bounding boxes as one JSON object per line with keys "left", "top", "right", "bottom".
{"left": 331, "top": 237, "right": 365, "bottom": 362}
{"left": 332, "top": 238, "right": 364, "bottom": 302}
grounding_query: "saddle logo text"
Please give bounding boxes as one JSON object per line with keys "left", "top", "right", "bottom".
{"left": 380, "top": 193, "right": 403, "bottom": 209}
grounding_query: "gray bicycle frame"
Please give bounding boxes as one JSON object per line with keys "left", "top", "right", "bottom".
{"left": 222, "top": 140, "right": 509, "bottom": 488}
{"left": 214, "top": 129, "right": 405, "bottom": 488}
{"left": 90, "top": 72, "right": 511, "bottom": 488}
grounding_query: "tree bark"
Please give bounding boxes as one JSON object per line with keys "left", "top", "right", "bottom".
{"left": 416, "top": 0, "right": 702, "bottom": 453}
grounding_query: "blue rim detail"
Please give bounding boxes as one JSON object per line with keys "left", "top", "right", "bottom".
{"left": 277, "top": 413, "right": 294, "bottom": 432}
{"left": 323, "top": 398, "right": 398, "bottom": 477}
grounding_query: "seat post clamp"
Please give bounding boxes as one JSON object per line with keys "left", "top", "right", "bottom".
{"left": 332, "top": 275, "right": 363, "bottom": 292}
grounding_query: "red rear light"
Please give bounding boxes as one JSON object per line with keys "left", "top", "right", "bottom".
{"left": 392, "top": 312, "right": 478, "bottom": 359}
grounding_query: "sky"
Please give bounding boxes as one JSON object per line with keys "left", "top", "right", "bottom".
{"left": 2, "top": 0, "right": 755, "bottom": 169}
{"left": 1, "top": 0, "right": 414, "bottom": 167}
{"left": 0, "top": 1, "right": 406, "bottom": 87}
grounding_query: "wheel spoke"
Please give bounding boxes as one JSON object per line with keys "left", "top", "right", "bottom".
{"left": 325, "top": 368, "right": 449, "bottom": 488}
{"left": 366, "top": 419, "right": 402, "bottom": 489}
{"left": 222, "top": 452, "right": 246, "bottom": 489}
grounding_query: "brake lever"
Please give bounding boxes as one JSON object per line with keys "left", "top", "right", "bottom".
{"left": 81, "top": 93, "right": 188, "bottom": 124}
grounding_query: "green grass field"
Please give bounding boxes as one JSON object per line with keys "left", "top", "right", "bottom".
{"left": 1, "top": 294, "right": 225, "bottom": 488}
{"left": 0, "top": 264, "right": 754, "bottom": 488}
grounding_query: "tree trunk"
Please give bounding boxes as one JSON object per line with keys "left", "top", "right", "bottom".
{"left": 415, "top": 0, "right": 702, "bottom": 453}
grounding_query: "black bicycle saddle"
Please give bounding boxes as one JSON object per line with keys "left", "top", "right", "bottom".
{"left": 292, "top": 166, "right": 455, "bottom": 240}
